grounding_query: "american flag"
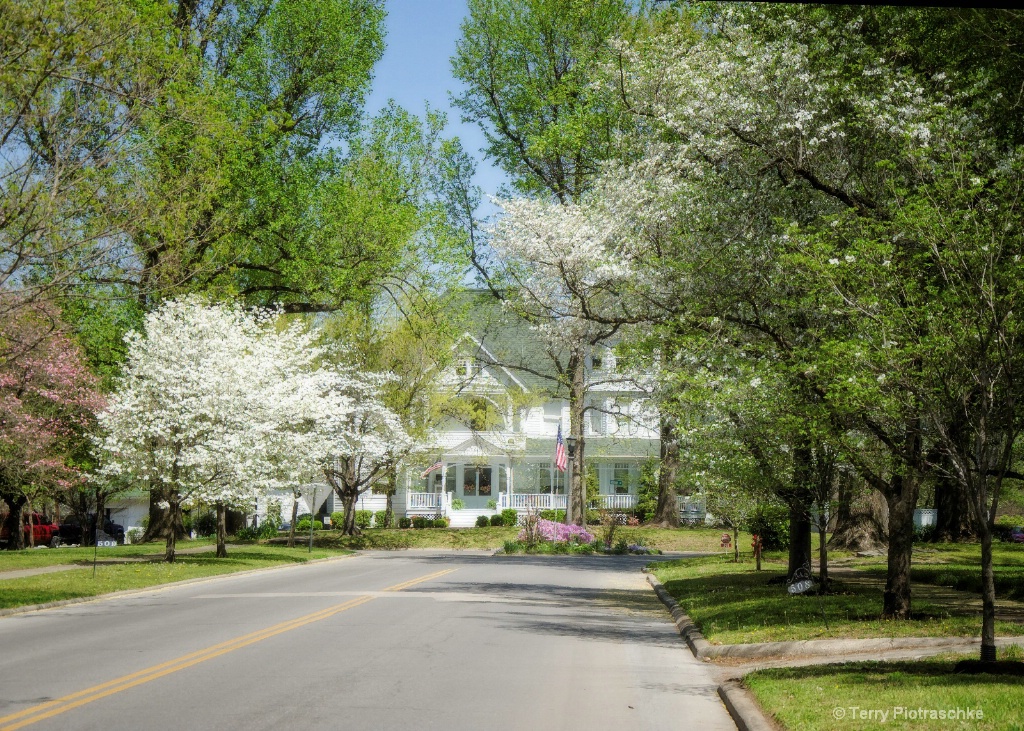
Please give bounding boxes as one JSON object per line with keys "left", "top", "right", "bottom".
{"left": 555, "top": 425, "right": 568, "bottom": 473}
{"left": 419, "top": 462, "right": 443, "bottom": 478}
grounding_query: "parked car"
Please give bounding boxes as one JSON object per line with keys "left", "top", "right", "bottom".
{"left": 1010, "top": 527, "right": 1024, "bottom": 544}
{"left": 0, "top": 512, "right": 60, "bottom": 547}
{"left": 57, "top": 516, "right": 126, "bottom": 545}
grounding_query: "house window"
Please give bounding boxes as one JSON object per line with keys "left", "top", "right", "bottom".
{"left": 612, "top": 463, "right": 631, "bottom": 494}
{"left": 537, "top": 462, "right": 566, "bottom": 494}
{"left": 497, "top": 464, "right": 508, "bottom": 493}
{"left": 463, "top": 465, "right": 478, "bottom": 496}
{"left": 591, "top": 355, "right": 603, "bottom": 370}
{"left": 462, "top": 465, "right": 492, "bottom": 497}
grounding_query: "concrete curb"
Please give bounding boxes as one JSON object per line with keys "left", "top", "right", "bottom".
{"left": 645, "top": 571, "right": 1024, "bottom": 731}
{"left": 718, "top": 681, "right": 778, "bottom": 731}
{"left": 0, "top": 552, "right": 356, "bottom": 620}
{"left": 646, "top": 572, "right": 716, "bottom": 657}
{"left": 644, "top": 574, "right": 1019, "bottom": 660}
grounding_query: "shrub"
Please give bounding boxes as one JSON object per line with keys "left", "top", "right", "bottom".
{"left": 398, "top": 517, "right": 412, "bottom": 529}
{"left": 451, "top": 498, "right": 465, "bottom": 510}
{"left": 355, "top": 510, "right": 372, "bottom": 529}
{"left": 330, "top": 512, "right": 345, "bottom": 530}
{"left": 634, "top": 459, "right": 659, "bottom": 522}
{"left": 501, "top": 508, "right": 519, "bottom": 527}
{"left": 412, "top": 516, "right": 428, "bottom": 529}
{"left": 475, "top": 515, "right": 490, "bottom": 527}
{"left": 194, "top": 512, "right": 217, "bottom": 537}
{"left": 373, "top": 510, "right": 391, "bottom": 529}
{"left": 487, "top": 499, "right": 498, "bottom": 510}
{"left": 296, "top": 519, "right": 323, "bottom": 532}
{"left": 746, "top": 504, "right": 789, "bottom": 550}
{"left": 517, "top": 519, "right": 595, "bottom": 544}
{"left": 914, "top": 524, "right": 937, "bottom": 542}
{"left": 235, "top": 526, "right": 259, "bottom": 541}
{"left": 126, "top": 527, "right": 143, "bottom": 544}
{"left": 503, "top": 539, "right": 522, "bottom": 554}
{"left": 490, "top": 514, "right": 504, "bottom": 527}
{"left": 539, "top": 509, "right": 565, "bottom": 522}
{"left": 434, "top": 516, "right": 450, "bottom": 528}
{"left": 257, "top": 521, "right": 279, "bottom": 539}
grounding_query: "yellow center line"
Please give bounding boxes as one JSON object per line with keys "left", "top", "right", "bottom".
{"left": 0, "top": 568, "right": 457, "bottom": 731}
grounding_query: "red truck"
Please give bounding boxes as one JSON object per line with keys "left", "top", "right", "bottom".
{"left": 0, "top": 512, "right": 60, "bottom": 547}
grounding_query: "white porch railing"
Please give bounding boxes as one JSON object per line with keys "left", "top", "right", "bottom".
{"left": 676, "top": 495, "right": 706, "bottom": 517}
{"left": 591, "top": 494, "right": 636, "bottom": 510}
{"left": 498, "top": 493, "right": 567, "bottom": 510}
{"left": 408, "top": 492, "right": 442, "bottom": 510}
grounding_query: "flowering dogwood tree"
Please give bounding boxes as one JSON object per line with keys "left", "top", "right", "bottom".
{"left": 488, "top": 198, "right": 646, "bottom": 525}
{"left": 96, "top": 298, "right": 274, "bottom": 560}
{"left": 1, "top": 298, "right": 105, "bottom": 549}
{"left": 96, "top": 296, "right": 407, "bottom": 556}
{"left": 538, "top": 5, "right": 1024, "bottom": 654}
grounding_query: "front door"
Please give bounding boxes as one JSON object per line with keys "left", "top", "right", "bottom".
{"left": 460, "top": 464, "right": 492, "bottom": 508}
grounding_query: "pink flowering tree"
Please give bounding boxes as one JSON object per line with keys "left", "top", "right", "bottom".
{"left": 0, "top": 299, "right": 105, "bottom": 549}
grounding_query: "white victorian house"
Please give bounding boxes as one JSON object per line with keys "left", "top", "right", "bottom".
{"left": 390, "top": 331, "right": 660, "bottom": 527}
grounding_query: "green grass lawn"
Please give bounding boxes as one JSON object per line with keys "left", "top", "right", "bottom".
{"left": 745, "top": 651, "right": 1024, "bottom": 730}
{"left": 852, "top": 542, "right": 1024, "bottom": 601}
{"left": 650, "top": 554, "right": 1024, "bottom": 645}
{"left": 0, "top": 538, "right": 217, "bottom": 571}
{"left": 301, "top": 525, "right": 746, "bottom": 552}
{"left": 0, "top": 545, "right": 347, "bottom": 610}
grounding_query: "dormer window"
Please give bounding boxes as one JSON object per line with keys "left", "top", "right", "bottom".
{"left": 591, "top": 355, "right": 603, "bottom": 370}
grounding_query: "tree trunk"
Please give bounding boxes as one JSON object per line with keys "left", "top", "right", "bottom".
{"left": 979, "top": 521, "right": 997, "bottom": 662}
{"left": 829, "top": 485, "right": 888, "bottom": 553}
{"left": 164, "top": 493, "right": 180, "bottom": 563}
{"left": 566, "top": 349, "right": 586, "bottom": 526}
{"left": 383, "top": 469, "right": 397, "bottom": 529}
{"left": 143, "top": 483, "right": 186, "bottom": 544}
{"left": 2, "top": 494, "right": 26, "bottom": 550}
{"left": 733, "top": 524, "right": 739, "bottom": 563}
{"left": 653, "top": 417, "right": 681, "bottom": 527}
{"left": 818, "top": 521, "right": 828, "bottom": 588}
{"left": 788, "top": 502, "right": 813, "bottom": 579}
{"left": 215, "top": 502, "right": 228, "bottom": 558}
{"left": 26, "top": 503, "right": 35, "bottom": 548}
{"left": 933, "top": 474, "right": 976, "bottom": 542}
{"left": 287, "top": 496, "right": 298, "bottom": 548}
{"left": 882, "top": 480, "right": 918, "bottom": 619}
{"left": 787, "top": 442, "right": 814, "bottom": 579}
{"left": 341, "top": 490, "right": 359, "bottom": 536}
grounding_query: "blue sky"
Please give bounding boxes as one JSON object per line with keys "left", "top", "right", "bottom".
{"left": 365, "top": 0, "right": 508, "bottom": 202}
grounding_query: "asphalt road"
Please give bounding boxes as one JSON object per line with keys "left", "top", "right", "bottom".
{"left": 0, "top": 551, "right": 735, "bottom": 731}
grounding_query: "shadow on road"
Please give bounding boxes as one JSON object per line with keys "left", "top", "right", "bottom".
{"left": 358, "top": 551, "right": 694, "bottom": 650}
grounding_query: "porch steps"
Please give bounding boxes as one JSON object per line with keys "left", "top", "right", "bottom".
{"left": 447, "top": 508, "right": 497, "bottom": 528}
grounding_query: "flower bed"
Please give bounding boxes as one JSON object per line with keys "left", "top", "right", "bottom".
{"left": 518, "top": 519, "right": 594, "bottom": 544}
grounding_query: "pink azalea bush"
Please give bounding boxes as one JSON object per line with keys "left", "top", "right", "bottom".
{"left": 518, "top": 518, "right": 594, "bottom": 544}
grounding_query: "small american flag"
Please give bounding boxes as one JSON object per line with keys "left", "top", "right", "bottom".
{"left": 555, "top": 425, "right": 568, "bottom": 472}
{"left": 419, "top": 462, "right": 443, "bottom": 478}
